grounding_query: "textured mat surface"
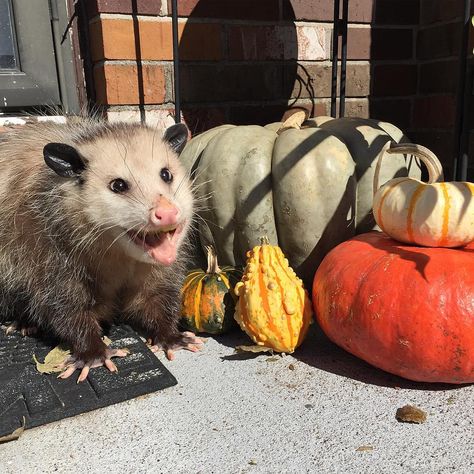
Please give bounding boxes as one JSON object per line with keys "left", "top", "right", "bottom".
{"left": 0, "top": 325, "right": 177, "bottom": 439}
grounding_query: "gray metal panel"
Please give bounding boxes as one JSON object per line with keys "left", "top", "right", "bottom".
{"left": 0, "top": 0, "right": 60, "bottom": 108}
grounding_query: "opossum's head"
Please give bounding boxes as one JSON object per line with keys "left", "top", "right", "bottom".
{"left": 43, "top": 123, "right": 193, "bottom": 266}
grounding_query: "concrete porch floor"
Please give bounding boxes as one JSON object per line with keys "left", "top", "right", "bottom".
{"left": 1, "top": 325, "right": 473, "bottom": 473}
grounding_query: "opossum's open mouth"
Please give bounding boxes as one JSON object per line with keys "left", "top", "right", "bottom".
{"left": 126, "top": 223, "right": 183, "bottom": 265}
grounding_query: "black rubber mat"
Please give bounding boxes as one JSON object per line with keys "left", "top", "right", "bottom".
{"left": 0, "top": 325, "right": 177, "bottom": 439}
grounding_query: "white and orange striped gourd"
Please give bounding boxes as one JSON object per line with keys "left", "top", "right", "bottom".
{"left": 373, "top": 143, "right": 474, "bottom": 247}
{"left": 234, "top": 237, "right": 313, "bottom": 353}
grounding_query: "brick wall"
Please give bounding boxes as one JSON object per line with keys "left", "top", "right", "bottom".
{"left": 86, "top": 0, "right": 471, "bottom": 178}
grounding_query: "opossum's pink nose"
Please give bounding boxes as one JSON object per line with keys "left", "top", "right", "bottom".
{"left": 151, "top": 196, "right": 178, "bottom": 226}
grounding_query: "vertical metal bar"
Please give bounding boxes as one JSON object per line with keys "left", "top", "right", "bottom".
{"left": 339, "top": 0, "right": 348, "bottom": 118}
{"left": 77, "top": 0, "right": 96, "bottom": 105}
{"left": 171, "top": 0, "right": 181, "bottom": 123}
{"left": 330, "top": 0, "right": 340, "bottom": 118}
{"left": 453, "top": 0, "right": 471, "bottom": 181}
{"left": 49, "top": 0, "right": 69, "bottom": 112}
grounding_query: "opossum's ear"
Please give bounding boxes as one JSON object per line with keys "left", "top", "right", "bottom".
{"left": 43, "top": 143, "right": 87, "bottom": 178}
{"left": 163, "top": 123, "right": 188, "bottom": 154}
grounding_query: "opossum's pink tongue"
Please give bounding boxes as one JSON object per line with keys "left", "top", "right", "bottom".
{"left": 146, "top": 231, "right": 177, "bottom": 266}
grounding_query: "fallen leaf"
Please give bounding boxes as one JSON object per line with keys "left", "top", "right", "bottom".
{"left": 33, "top": 336, "right": 113, "bottom": 374}
{"left": 235, "top": 345, "right": 274, "bottom": 354}
{"left": 395, "top": 405, "right": 427, "bottom": 424}
{"left": 33, "top": 346, "right": 71, "bottom": 374}
{"left": 0, "top": 417, "right": 25, "bottom": 444}
{"left": 356, "top": 445, "right": 374, "bottom": 452}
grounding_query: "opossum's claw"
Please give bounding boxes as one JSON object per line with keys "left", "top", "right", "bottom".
{"left": 4, "top": 322, "right": 38, "bottom": 337}
{"left": 57, "top": 347, "right": 129, "bottom": 383}
{"left": 149, "top": 331, "right": 204, "bottom": 360}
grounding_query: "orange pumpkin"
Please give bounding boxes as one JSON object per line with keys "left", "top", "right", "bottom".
{"left": 313, "top": 232, "right": 474, "bottom": 383}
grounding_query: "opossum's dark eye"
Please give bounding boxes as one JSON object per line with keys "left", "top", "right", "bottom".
{"left": 160, "top": 168, "right": 173, "bottom": 183}
{"left": 109, "top": 178, "right": 129, "bottom": 193}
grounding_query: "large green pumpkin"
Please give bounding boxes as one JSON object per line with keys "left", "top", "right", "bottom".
{"left": 181, "top": 116, "right": 421, "bottom": 284}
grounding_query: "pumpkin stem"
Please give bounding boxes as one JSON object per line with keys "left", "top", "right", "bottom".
{"left": 260, "top": 236, "right": 270, "bottom": 246}
{"left": 205, "top": 246, "right": 221, "bottom": 274}
{"left": 373, "top": 142, "right": 445, "bottom": 196}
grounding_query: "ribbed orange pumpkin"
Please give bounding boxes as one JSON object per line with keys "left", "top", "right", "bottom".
{"left": 313, "top": 231, "right": 474, "bottom": 383}
{"left": 234, "top": 237, "right": 313, "bottom": 353}
{"left": 181, "top": 246, "right": 241, "bottom": 334}
{"left": 373, "top": 142, "right": 474, "bottom": 247}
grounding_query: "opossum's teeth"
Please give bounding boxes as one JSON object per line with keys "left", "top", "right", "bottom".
{"left": 127, "top": 224, "right": 183, "bottom": 266}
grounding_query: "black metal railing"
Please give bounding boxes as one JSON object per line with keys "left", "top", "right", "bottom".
{"left": 453, "top": 0, "right": 472, "bottom": 181}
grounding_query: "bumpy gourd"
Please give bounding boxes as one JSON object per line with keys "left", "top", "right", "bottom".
{"left": 373, "top": 142, "right": 474, "bottom": 247}
{"left": 234, "top": 237, "right": 313, "bottom": 353}
{"left": 181, "top": 246, "right": 240, "bottom": 334}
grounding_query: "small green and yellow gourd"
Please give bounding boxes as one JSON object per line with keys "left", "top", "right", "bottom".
{"left": 181, "top": 246, "right": 241, "bottom": 334}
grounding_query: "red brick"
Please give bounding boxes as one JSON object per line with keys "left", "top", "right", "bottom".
{"left": 181, "top": 107, "right": 227, "bottom": 135}
{"left": 344, "top": 28, "right": 371, "bottom": 59}
{"left": 373, "top": 0, "right": 420, "bottom": 25}
{"left": 169, "top": 0, "right": 281, "bottom": 21}
{"left": 417, "top": 22, "right": 462, "bottom": 60}
{"left": 413, "top": 95, "right": 456, "bottom": 129}
{"left": 370, "top": 28, "right": 414, "bottom": 60}
{"left": 228, "top": 104, "right": 297, "bottom": 125}
{"left": 86, "top": 0, "right": 161, "bottom": 17}
{"left": 228, "top": 25, "right": 295, "bottom": 61}
{"left": 94, "top": 63, "right": 167, "bottom": 105}
{"left": 286, "top": 63, "right": 370, "bottom": 99}
{"left": 180, "top": 64, "right": 287, "bottom": 103}
{"left": 90, "top": 19, "right": 222, "bottom": 61}
{"left": 369, "top": 98, "right": 412, "bottom": 130}
{"left": 410, "top": 130, "right": 454, "bottom": 177}
{"left": 372, "top": 64, "right": 417, "bottom": 97}
{"left": 343, "top": 27, "right": 413, "bottom": 60}
{"left": 287, "top": 0, "right": 373, "bottom": 23}
{"left": 343, "top": 98, "right": 370, "bottom": 118}
{"left": 420, "top": 0, "right": 464, "bottom": 25}
{"left": 179, "top": 22, "right": 223, "bottom": 60}
{"left": 419, "top": 60, "right": 459, "bottom": 94}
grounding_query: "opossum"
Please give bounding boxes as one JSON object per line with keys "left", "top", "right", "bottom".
{"left": 0, "top": 117, "right": 202, "bottom": 382}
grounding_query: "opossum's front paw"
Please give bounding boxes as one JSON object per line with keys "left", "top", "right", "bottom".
{"left": 148, "top": 331, "right": 204, "bottom": 361}
{"left": 4, "top": 322, "right": 38, "bottom": 337}
{"left": 58, "top": 347, "right": 130, "bottom": 383}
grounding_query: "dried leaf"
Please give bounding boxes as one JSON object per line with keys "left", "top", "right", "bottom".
{"left": 276, "top": 110, "right": 307, "bottom": 134}
{"left": 33, "top": 336, "right": 113, "bottom": 374}
{"left": 356, "top": 445, "right": 374, "bottom": 452}
{"left": 235, "top": 345, "right": 274, "bottom": 354}
{"left": 0, "top": 417, "right": 25, "bottom": 444}
{"left": 395, "top": 405, "right": 427, "bottom": 424}
{"left": 33, "top": 346, "right": 71, "bottom": 374}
